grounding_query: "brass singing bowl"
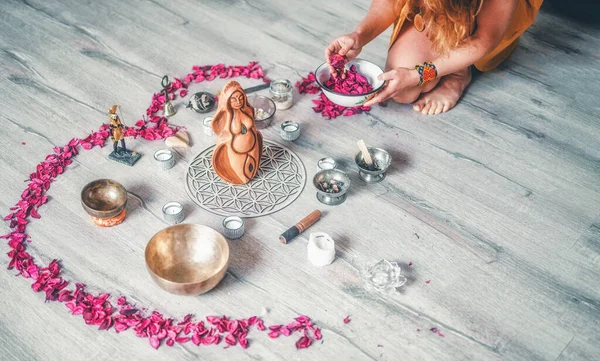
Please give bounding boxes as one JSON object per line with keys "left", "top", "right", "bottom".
{"left": 145, "top": 224, "right": 230, "bottom": 296}
{"left": 80, "top": 179, "right": 127, "bottom": 219}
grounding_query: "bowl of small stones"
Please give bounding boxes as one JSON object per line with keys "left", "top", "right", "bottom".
{"left": 248, "top": 94, "right": 276, "bottom": 129}
{"left": 313, "top": 169, "right": 351, "bottom": 206}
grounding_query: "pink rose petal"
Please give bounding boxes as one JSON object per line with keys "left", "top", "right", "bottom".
{"left": 295, "top": 336, "right": 312, "bottom": 349}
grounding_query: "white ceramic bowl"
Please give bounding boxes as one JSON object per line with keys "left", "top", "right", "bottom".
{"left": 315, "top": 59, "right": 385, "bottom": 107}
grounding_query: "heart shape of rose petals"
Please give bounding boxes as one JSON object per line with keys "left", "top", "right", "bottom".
{"left": 2, "top": 61, "right": 326, "bottom": 352}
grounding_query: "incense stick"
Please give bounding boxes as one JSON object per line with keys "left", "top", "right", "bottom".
{"left": 357, "top": 139, "right": 373, "bottom": 166}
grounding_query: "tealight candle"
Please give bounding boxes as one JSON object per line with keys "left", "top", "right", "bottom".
{"left": 280, "top": 121, "right": 300, "bottom": 141}
{"left": 222, "top": 216, "right": 245, "bottom": 239}
{"left": 154, "top": 149, "right": 175, "bottom": 170}
{"left": 317, "top": 157, "right": 337, "bottom": 171}
{"left": 203, "top": 116, "right": 214, "bottom": 136}
{"left": 162, "top": 202, "right": 185, "bottom": 225}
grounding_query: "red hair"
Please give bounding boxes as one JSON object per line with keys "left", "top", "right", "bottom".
{"left": 397, "top": 0, "right": 483, "bottom": 55}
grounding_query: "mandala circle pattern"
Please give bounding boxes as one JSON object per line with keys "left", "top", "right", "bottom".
{"left": 185, "top": 140, "right": 306, "bottom": 217}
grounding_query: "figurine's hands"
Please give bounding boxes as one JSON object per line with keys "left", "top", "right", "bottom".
{"left": 325, "top": 32, "right": 363, "bottom": 74}
{"left": 363, "top": 67, "right": 421, "bottom": 107}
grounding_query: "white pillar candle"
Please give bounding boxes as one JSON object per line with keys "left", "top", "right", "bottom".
{"left": 307, "top": 232, "right": 336, "bottom": 267}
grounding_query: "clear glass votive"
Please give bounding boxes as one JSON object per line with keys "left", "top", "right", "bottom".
{"left": 317, "top": 157, "right": 337, "bottom": 172}
{"left": 280, "top": 121, "right": 300, "bottom": 141}
{"left": 269, "top": 78, "right": 293, "bottom": 110}
{"left": 203, "top": 116, "right": 214, "bottom": 136}
{"left": 222, "top": 216, "right": 244, "bottom": 239}
{"left": 154, "top": 149, "right": 175, "bottom": 170}
{"left": 162, "top": 201, "right": 185, "bottom": 225}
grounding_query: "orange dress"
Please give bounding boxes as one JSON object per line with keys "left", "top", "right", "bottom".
{"left": 389, "top": 0, "right": 544, "bottom": 72}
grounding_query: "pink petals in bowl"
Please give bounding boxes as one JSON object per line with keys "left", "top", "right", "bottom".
{"left": 314, "top": 59, "right": 385, "bottom": 107}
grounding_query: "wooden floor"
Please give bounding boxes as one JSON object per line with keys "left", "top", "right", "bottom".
{"left": 1, "top": 0, "right": 599, "bottom": 360}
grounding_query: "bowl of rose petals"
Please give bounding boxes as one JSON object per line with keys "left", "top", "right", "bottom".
{"left": 248, "top": 94, "right": 276, "bottom": 129}
{"left": 315, "top": 57, "right": 385, "bottom": 107}
{"left": 145, "top": 224, "right": 230, "bottom": 296}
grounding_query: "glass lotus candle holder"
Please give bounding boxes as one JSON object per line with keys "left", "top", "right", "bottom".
{"left": 360, "top": 259, "right": 407, "bottom": 293}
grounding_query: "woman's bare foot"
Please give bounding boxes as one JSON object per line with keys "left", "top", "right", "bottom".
{"left": 413, "top": 67, "right": 472, "bottom": 115}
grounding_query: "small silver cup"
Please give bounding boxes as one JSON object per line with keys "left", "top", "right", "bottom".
{"left": 162, "top": 201, "right": 185, "bottom": 225}
{"left": 313, "top": 169, "right": 351, "bottom": 206}
{"left": 355, "top": 148, "right": 392, "bottom": 183}
{"left": 222, "top": 216, "right": 245, "bottom": 239}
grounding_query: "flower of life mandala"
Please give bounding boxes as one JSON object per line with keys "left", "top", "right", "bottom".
{"left": 185, "top": 140, "right": 306, "bottom": 217}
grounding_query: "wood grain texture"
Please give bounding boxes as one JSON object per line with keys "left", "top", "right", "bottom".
{"left": 0, "top": 0, "right": 599, "bottom": 360}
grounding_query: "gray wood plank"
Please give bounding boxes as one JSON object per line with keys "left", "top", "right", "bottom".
{"left": 1, "top": 0, "right": 599, "bottom": 360}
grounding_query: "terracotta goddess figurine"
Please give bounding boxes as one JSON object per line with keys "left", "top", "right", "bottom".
{"left": 211, "top": 81, "right": 263, "bottom": 184}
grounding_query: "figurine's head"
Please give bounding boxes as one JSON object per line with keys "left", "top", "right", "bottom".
{"left": 229, "top": 91, "right": 245, "bottom": 109}
{"left": 108, "top": 105, "right": 119, "bottom": 115}
{"left": 219, "top": 81, "right": 253, "bottom": 119}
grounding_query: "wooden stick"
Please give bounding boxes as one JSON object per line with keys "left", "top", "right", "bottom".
{"left": 279, "top": 210, "right": 322, "bottom": 244}
{"left": 357, "top": 139, "right": 373, "bottom": 166}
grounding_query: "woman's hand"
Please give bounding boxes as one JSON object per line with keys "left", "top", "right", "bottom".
{"left": 363, "top": 67, "right": 421, "bottom": 107}
{"left": 325, "top": 32, "right": 363, "bottom": 73}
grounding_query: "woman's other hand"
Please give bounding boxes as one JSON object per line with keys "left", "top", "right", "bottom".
{"left": 363, "top": 67, "right": 421, "bottom": 107}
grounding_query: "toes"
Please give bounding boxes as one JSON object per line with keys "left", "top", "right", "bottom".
{"left": 442, "top": 102, "right": 452, "bottom": 113}
{"left": 413, "top": 98, "right": 427, "bottom": 112}
{"left": 434, "top": 103, "right": 444, "bottom": 115}
{"left": 428, "top": 103, "right": 438, "bottom": 115}
{"left": 421, "top": 102, "right": 432, "bottom": 115}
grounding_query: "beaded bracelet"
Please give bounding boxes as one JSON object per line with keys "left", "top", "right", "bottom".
{"left": 415, "top": 61, "right": 438, "bottom": 86}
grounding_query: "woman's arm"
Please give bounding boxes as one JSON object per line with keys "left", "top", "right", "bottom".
{"left": 364, "top": 0, "right": 517, "bottom": 106}
{"left": 325, "top": 0, "right": 399, "bottom": 63}
{"left": 354, "top": 0, "right": 401, "bottom": 46}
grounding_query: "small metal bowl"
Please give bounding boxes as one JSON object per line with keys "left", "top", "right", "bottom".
{"left": 145, "top": 224, "right": 229, "bottom": 296}
{"left": 355, "top": 147, "right": 392, "bottom": 183}
{"left": 248, "top": 94, "right": 276, "bottom": 129}
{"left": 313, "top": 169, "right": 351, "bottom": 206}
{"left": 80, "top": 179, "right": 127, "bottom": 219}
